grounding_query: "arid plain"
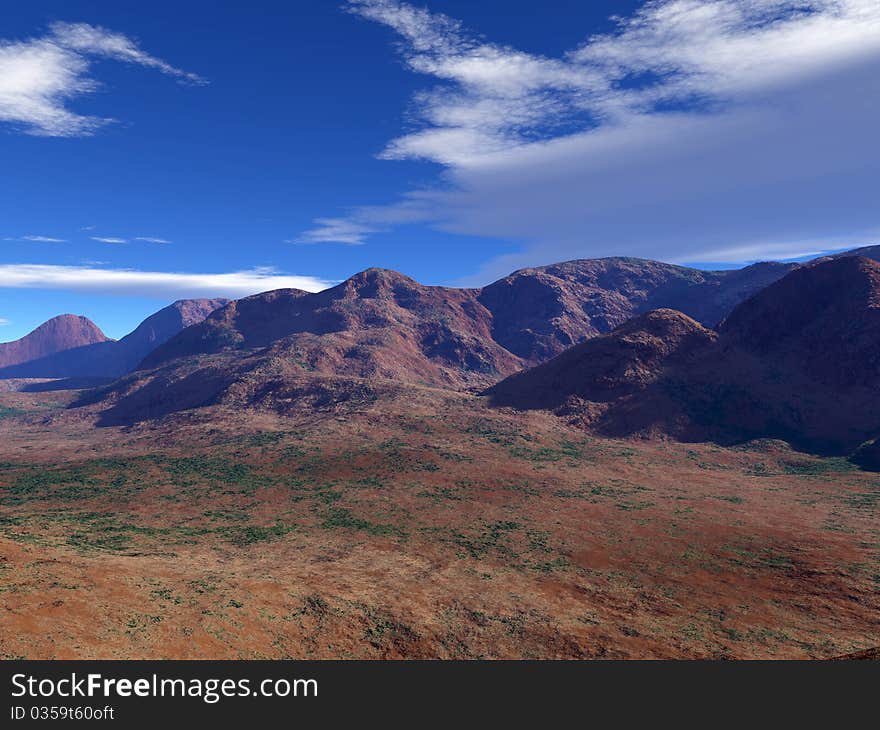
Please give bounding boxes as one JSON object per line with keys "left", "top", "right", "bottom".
{"left": 1, "top": 380, "right": 877, "bottom": 659}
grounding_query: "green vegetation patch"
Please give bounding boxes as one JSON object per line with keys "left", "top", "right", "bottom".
{"left": 321, "top": 507, "right": 405, "bottom": 539}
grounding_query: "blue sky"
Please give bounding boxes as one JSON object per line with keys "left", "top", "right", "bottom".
{"left": 1, "top": 0, "right": 879, "bottom": 340}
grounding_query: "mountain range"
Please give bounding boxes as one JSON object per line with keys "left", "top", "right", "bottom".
{"left": 0, "top": 298, "right": 228, "bottom": 381}
{"left": 5, "top": 246, "right": 880, "bottom": 463}
{"left": 69, "top": 255, "right": 805, "bottom": 424}
{"left": 488, "top": 255, "right": 880, "bottom": 456}
{"left": 4, "top": 254, "right": 805, "bottom": 383}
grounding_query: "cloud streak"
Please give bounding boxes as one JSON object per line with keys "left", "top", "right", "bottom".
{"left": 307, "top": 0, "right": 880, "bottom": 276}
{"left": 0, "top": 22, "right": 205, "bottom": 136}
{"left": 17, "top": 235, "right": 66, "bottom": 242}
{"left": 0, "top": 264, "right": 333, "bottom": 299}
{"left": 294, "top": 218, "right": 377, "bottom": 245}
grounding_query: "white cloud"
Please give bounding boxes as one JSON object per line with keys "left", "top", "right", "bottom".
{"left": 294, "top": 218, "right": 377, "bottom": 245}
{"left": 294, "top": 198, "right": 435, "bottom": 244}
{"left": 0, "top": 318, "right": 9, "bottom": 326}
{"left": 311, "top": 0, "right": 880, "bottom": 274}
{"left": 134, "top": 236, "right": 172, "bottom": 244}
{"left": 91, "top": 236, "right": 127, "bottom": 244}
{"left": 18, "top": 235, "right": 66, "bottom": 242}
{"left": 48, "top": 22, "right": 206, "bottom": 85}
{"left": 0, "top": 22, "right": 204, "bottom": 136}
{"left": 0, "top": 264, "right": 333, "bottom": 299}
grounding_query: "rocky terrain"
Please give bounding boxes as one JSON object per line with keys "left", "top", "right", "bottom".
{"left": 488, "top": 257, "right": 880, "bottom": 458}
{"left": 0, "top": 252, "right": 847, "bottom": 392}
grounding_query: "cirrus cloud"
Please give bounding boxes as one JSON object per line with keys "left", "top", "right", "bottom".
{"left": 11, "top": 235, "right": 66, "bottom": 242}
{"left": 90, "top": 236, "right": 127, "bottom": 244}
{"left": 0, "top": 264, "right": 333, "bottom": 299}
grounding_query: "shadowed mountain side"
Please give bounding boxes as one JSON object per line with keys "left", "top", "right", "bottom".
{"left": 718, "top": 256, "right": 880, "bottom": 388}
{"left": 20, "top": 377, "right": 116, "bottom": 392}
{"left": 137, "top": 289, "right": 312, "bottom": 367}
{"left": 485, "top": 309, "right": 716, "bottom": 411}
{"left": 486, "top": 258, "right": 880, "bottom": 458}
{"left": 117, "top": 297, "right": 229, "bottom": 372}
{"left": 0, "top": 299, "right": 227, "bottom": 379}
{"left": 0, "top": 315, "right": 109, "bottom": 369}
{"left": 0, "top": 340, "right": 118, "bottom": 379}
{"left": 476, "top": 258, "right": 793, "bottom": 361}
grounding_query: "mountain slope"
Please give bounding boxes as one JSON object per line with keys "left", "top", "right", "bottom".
{"left": 79, "top": 269, "right": 528, "bottom": 425}
{"left": 145, "top": 257, "right": 793, "bottom": 373}
{"left": 79, "top": 258, "right": 800, "bottom": 425}
{"left": 477, "top": 257, "right": 793, "bottom": 362}
{"left": 486, "top": 309, "right": 716, "bottom": 412}
{"left": 116, "top": 298, "right": 229, "bottom": 374}
{"left": 487, "top": 257, "right": 880, "bottom": 455}
{"left": 718, "top": 257, "right": 880, "bottom": 388}
{"left": 141, "top": 268, "right": 523, "bottom": 389}
{"left": 0, "top": 315, "right": 109, "bottom": 369}
{"left": 0, "top": 300, "right": 227, "bottom": 379}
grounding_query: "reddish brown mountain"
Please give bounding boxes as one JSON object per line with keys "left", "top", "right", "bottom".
{"left": 0, "top": 299, "right": 227, "bottom": 380}
{"left": 487, "top": 257, "right": 880, "bottom": 457}
{"left": 0, "top": 315, "right": 108, "bottom": 369}
{"left": 477, "top": 257, "right": 792, "bottom": 362}
{"left": 718, "top": 256, "right": 880, "bottom": 388}
{"left": 144, "top": 258, "right": 792, "bottom": 374}
{"left": 82, "top": 270, "right": 525, "bottom": 425}
{"left": 81, "top": 259, "right": 797, "bottom": 425}
{"left": 143, "top": 268, "right": 522, "bottom": 389}
{"left": 113, "top": 298, "right": 230, "bottom": 374}
{"left": 486, "top": 309, "right": 716, "bottom": 413}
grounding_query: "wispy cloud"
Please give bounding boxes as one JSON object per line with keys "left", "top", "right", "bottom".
{"left": 48, "top": 22, "right": 206, "bottom": 85}
{"left": 0, "top": 22, "right": 205, "bottom": 136}
{"left": 134, "top": 236, "right": 172, "bottom": 244}
{"left": 0, "top": 264, "right": 333, "bottom": 299}
{"left": 91, "top": 236, "right": 127, "bottom": 244}
{"left": 294, "top": 197, "right": 436, "bottom": 245}
{"left": 293, "top": 218, "right": 377, "bottom": 245}
{"left": 309, "top": 0, "right": 880, "bottom": 273}
{"left": 0, "top": 318, "right": 9, "bottom": 326}
{"left": 14, "top": 235, "right": 66, "bottom": 242}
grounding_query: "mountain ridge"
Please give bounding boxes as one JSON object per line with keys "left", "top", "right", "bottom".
{"left": 0, "top": 299, "right": 228, "bottom": 380}
{"left": 487, "top": 256, "right": 880, "bottom": 457}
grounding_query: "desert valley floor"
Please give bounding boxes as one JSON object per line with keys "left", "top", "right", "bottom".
{"left": 0, "top": 380, "right": 877, "bottom": 660}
